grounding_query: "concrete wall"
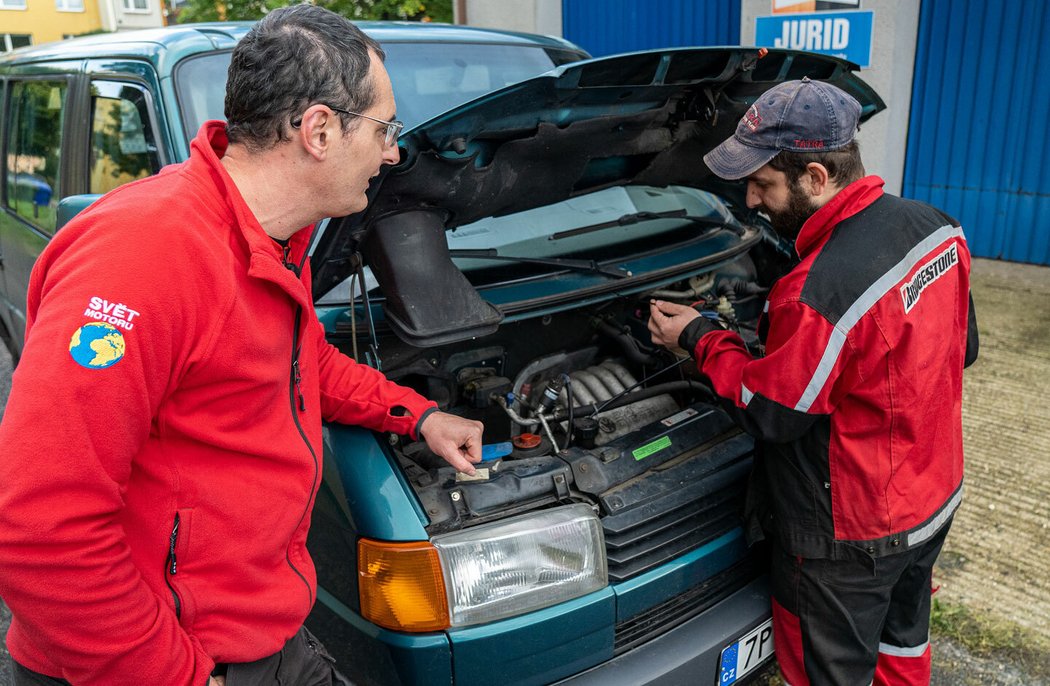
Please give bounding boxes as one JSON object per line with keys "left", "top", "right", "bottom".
{"left": 457, "top": 0, "right": 563, "bottom": 37}
{"left": 741, "top": 0, "right": 920, "bottom": 195}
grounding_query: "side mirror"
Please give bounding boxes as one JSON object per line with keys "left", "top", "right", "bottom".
{"left": 56, "top": 194, "right": 102, "bottom": 232}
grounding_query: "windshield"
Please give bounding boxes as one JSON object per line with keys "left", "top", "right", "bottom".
{"left": 175, "top": 42, "right": 579, "bottom": 143}
{"left": 315, "top": 184, "right": 746, "bottom": 304}
{"left": 446, "top": 185, "right": 740, "bottom": 270}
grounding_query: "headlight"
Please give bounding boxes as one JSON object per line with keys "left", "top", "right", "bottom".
{"left": 433, "top": 503, "right": 607, "bottom": 627}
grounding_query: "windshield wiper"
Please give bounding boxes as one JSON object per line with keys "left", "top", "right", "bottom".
{"left": 448, "top": 249, "right": 631, "bottom": 279}
{"left": 549, "top": 209, "right": 743, "bottom": 241}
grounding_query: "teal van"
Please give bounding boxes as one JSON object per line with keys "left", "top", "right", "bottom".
{"left": 0, "top": 23, "right": 883, "bottom": 685}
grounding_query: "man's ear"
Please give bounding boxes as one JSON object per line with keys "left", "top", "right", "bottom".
{"left": 802, "top": 162, "right": 832, "bottom": 199}
{"left": 297, "top": 104, "right": 336, "bottom": 161}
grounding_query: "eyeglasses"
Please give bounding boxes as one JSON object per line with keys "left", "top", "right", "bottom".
{"left": 328, "top": 106, "right": 403, "bottom": 146}
{"left": 292, "top": 105, "right": 403, "bottom": 146}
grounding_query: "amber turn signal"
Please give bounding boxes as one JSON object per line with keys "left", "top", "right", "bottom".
{"left": 358, "top": 538, "right": 450, "bottom": 632}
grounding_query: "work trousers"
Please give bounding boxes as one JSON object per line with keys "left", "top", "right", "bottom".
{"left": 10, "top": 625, "right": 352, "bottom": 686}
{"left": 771, "top": 521, "right": 951, "bottom": 686}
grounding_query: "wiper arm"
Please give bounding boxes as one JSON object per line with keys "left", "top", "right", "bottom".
{"left": 549, "top": 209, "right": 742, "bottom": 241}
{"left": 448, "top": 249, "right": 631, "bottom": 279}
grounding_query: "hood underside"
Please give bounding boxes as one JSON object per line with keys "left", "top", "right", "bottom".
{"left": 312, "top": 47, "right": 884, "bottom": 345}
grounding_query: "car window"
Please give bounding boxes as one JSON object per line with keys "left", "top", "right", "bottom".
{"left": 4, "top": 80, "right": 66, "bottom": 234}
{"left": 175, "top": 43, "right": 577, "bottom": 142}
{"left": 89, "top": 81, "right": 162, "bottom": 195}
{"left": 381, "top": 43, "right": 574, "bottom": 127}
{"left": 315, "top": 185, "right": 743, "bottom": 304}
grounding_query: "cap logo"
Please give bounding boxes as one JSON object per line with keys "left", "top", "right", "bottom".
{"left": 794, "top": 139, "right": 825, "bottom": 148}
{"left": 743, "top": 105, "right": 762, "bottom": 132}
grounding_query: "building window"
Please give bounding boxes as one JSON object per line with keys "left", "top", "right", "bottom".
{"left": 0, "top": 0, "right": 27, "bottom": 10}
{"left": 121, "top": 0, "right": 149, "bottom": 12}
{"left": 56, "top": 0, "right": 85, "bottom": 11}
{"left": 1, "top": 34, "right": 31, "bottom": 52}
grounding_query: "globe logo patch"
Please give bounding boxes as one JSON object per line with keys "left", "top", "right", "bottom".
{"left": 69, "top": 322, "right": 126, "bottom": 369}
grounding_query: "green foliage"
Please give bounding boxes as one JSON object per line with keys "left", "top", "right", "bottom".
{"left": 177, "top": 0, "right": 452, "bottom": 25}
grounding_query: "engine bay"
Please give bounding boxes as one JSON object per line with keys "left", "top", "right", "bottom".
{"left": 330, "top": 255, "right": 770, "bottom": 573}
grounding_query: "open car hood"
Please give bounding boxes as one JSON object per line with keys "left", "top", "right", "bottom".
{"left": 312, "top": 47, "right": 884, "bottom": 346}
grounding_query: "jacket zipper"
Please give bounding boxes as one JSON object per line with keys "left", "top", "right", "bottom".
{"left": 286, "top": 304, "right": 317, "bottom": 606}
{"left": 282, "top": 245, "right": 317, "bottom": 606}
{"left": 283, "top": 248, "right": 307, "bottom": 413}
{"left": 164, "top": 512, "right": 182, "bottom": 619}
{"left": 292, "top": 358, "right": 306, "bottom": 412}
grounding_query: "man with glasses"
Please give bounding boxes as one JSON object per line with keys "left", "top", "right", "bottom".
{"left": 0, "top": 6, "right": 481, "bottom": 686}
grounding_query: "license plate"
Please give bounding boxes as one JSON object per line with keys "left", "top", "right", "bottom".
{"left": 717, "top": 618, "right": 774, "bottom": 685}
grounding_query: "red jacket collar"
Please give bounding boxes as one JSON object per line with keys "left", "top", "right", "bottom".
{"left": 189, "top": 121, "right": 313, "bottom": 268}
{"left": 794, "top": 175, "right": 885, "bottom": 258}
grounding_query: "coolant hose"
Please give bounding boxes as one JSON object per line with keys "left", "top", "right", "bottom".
{"left": 593, "top": 319, "right": 660, "bottom": 366}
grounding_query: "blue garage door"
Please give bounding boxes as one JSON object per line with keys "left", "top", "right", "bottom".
{"left": 563, "top": 0, "right": 740, "bottom": 58}
{"left": 903, "top": 0, "right": 1049, "bottom": 265}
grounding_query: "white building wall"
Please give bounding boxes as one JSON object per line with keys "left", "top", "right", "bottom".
{"left": 98, "top": 0, "right": 164, "bottom": 32}
{"left": 740, "top": 0, "right": 920, "bottom": 195}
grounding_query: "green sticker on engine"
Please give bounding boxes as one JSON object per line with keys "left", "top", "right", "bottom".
{"left": 632, "top": 436, "right": 671, "bottom": 461}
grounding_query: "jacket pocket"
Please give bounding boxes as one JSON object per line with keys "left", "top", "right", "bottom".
{"left": 764, "top": 447, "right": 821, "bottom": 528}
{"left": 164, "top": 508, "right": 196, "bottom": 627}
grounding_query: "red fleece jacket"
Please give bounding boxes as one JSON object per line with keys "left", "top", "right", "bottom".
{"left": 0, "top": 121, "right": 435, "bottom": 685}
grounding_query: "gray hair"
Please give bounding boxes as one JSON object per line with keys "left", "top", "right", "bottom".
{"left": 225, "top": 4, "right": 385, "bottom": 150}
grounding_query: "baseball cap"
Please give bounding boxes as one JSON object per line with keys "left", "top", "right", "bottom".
{"left": 703, "top": 77, "right": 862, "bottom": 181}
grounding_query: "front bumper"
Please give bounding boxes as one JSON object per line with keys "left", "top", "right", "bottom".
{"left": 556, "top": 576, "right": 772, "bottom": 686}
{"left": 309, "top": 573, "right": 771, "bottom": 686}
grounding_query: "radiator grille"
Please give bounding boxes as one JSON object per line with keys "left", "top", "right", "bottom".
{"left": 601, "top": 453, "right": 751, "bottom": 582}
{"left": 613, "top": 555, "right": 764, "bottom": 653}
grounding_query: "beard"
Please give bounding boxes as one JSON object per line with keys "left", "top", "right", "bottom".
{"left": 765, "top": 181, "right": 820, "bottom": 240}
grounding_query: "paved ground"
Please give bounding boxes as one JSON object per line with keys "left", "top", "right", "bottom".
{"left": 0, "top": 256, "right": 1048, "bottom": 684}
{"left": 940, "top": 257, "right": 1050, "bottom": 641}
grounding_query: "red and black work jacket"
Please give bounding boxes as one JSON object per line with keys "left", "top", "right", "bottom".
{"left": 691, "top": 176, "right": 978, "bottom": 560}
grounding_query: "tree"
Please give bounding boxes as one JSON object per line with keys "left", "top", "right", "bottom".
{"left": 178, "top": 0, "right": 452, "bottom": 25}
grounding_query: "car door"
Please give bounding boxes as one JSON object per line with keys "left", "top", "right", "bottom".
{"left": 0, "top": 75, "right": 72, "bottom": 354}
{"left": 0, "top": 73, "right": 164, "bottom": 359}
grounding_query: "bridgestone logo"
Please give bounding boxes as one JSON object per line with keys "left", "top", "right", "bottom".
{"left": 900, "top": 244, "right": 958, "bottom": 313}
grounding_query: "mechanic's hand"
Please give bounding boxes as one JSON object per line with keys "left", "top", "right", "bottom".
{"left": 419, "top": 411, "right": 483, "bottom": 475}
{"left": 648, "top": 300, "right": 701, "bottom": 352}
{"left": 209, "top": 677, "right": 225, "bottom": 686}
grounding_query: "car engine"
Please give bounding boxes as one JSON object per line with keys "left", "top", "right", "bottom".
{"left": 349, "top": 257, "right": 767, "bottom": 583}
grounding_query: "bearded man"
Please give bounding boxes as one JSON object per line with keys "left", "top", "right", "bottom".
{"left": 648, "top": 78, "right": 978, "bottom": 686}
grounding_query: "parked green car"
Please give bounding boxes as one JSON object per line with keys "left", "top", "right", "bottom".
{"left": 0, "top": 22, "right": 883, "bottom": 686}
